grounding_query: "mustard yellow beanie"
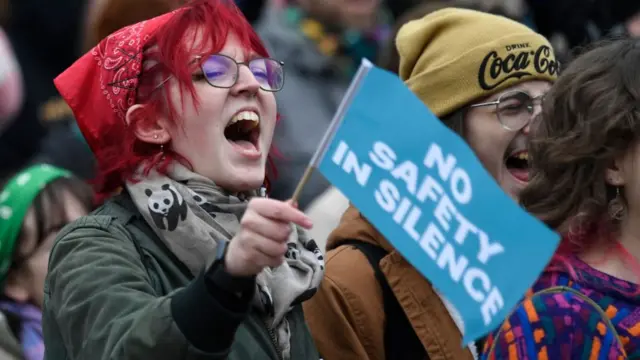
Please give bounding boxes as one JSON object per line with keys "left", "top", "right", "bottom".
{"left": 396, "top": 8, "right": 559, "bottom": 117}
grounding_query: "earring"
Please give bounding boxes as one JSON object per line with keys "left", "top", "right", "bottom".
{"left": 158, "top": 143, "right": 166, "bottom": 161}
{"left": 608, "top": 186, "right": 625, "bottom": 221}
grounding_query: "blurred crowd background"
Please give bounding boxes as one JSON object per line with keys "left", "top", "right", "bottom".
{"left": 0, "top": 0, "right": 639, "bottom": 244}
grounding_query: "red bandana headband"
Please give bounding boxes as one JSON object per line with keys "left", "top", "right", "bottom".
{"left": 53, "top": 10, "right": 179, "bottom": 157}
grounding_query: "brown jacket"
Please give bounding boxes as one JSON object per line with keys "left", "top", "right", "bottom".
{"left": 303, "top": 205, "right": 475, "bottom": 360}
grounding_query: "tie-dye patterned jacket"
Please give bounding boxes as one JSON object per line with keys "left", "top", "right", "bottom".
{"left": 481, "top": 255, "right": 639, "bottom": 359}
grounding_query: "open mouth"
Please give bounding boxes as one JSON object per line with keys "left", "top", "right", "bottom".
{"left": 224, "top": 110, "right": 261, "bottom": 157}
{"left": 505, "top": 150, "right": 529, "bottom": 182}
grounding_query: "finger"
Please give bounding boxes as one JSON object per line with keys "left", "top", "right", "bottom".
{"left": 248, "top": 244, "right": 286, "bottom": 269}
{"left": 250, "top": 198, "right": 312, "bottom": 229}
{"left": 244, "top": 230, "right": 289, "bottom": 258}
{"left": 241, "top": 210, "right": 292, "bottom": 241}
{"left": 286, "top": 199, "right": 299, "bottom": 209}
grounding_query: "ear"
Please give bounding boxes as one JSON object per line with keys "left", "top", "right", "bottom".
{"left": 605, "top": 156, "right": 627, "bottom": 187}
{"left": 3, "top": 271, "right": 30, "bottom": 303}
{"left": 125, "top": 104, "right": 171, "bottom": 145}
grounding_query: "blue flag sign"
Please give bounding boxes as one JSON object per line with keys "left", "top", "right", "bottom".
{"left": 315, "top": 60, "right": 560, "bottom": 343}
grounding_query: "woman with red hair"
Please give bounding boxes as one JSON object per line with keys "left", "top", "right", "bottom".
{"left": 42, "top": 1, "right": 324, "bottom": 359}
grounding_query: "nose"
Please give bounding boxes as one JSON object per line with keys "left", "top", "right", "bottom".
{"left": 230, "top": 64, "right": 260, "bottom": 98}
{"left": 532, "top": 100, "right": 543, "bottom": 118}
{"left": 523, "top": 99, "right": 543, "bottom": 135}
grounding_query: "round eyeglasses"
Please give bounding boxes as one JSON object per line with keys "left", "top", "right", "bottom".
{"left": 198, "top": 54, "right": 285, "bottom": 92}
{"left": 468, "top": 90, "right": 545, "bottom": 131}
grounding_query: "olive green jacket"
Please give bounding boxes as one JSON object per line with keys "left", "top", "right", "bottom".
{"left": 43, "top": 194, "right": 319, "bottom": 360}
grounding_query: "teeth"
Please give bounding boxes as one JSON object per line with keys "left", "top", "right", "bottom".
{"left": 229, "top": 111, "right": 260, "bottom": 129}
{"left": 515, "top": 152, "right": 529, "bottom": 160}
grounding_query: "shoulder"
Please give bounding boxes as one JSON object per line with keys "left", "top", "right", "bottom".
{"left": 483, "top": 288, "right": 624, "bottom": 359}
{"left": 55, "top": 214, "right": 129, "bottom": 247}
{"left": 54, "top": 195, "right": 141, "bottom": 246}
{"left": 54, "top": 213, "right": 133, "bottom": 252}
{"left": 48, "top": 198, "right": 146, "bottom": 277}
{"left": 45, "top": 200, "right": 155, "bottom": 312}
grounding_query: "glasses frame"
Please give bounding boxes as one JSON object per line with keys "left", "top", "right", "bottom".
{"left": 154, "top": 54, "right": 286, "bottom": 93}
{"left": 196, "top": 53, "right": 285, "bottom": 92}
{"left": 468, "top": 90, "right": 545, "bottom": 131}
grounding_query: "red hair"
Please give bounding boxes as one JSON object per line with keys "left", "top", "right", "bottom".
{"left": 546, "top": 220, "right": 609, "bottom": 278}
{"left": 92, "top": 0, "right": 276, "bottom": 200}
{"left": 546, "top": 219, "right": 632, "bottom": 285}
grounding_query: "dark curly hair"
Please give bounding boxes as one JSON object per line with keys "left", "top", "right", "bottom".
{"left": 520, "top": 37, "right": 640, "bottom": 251}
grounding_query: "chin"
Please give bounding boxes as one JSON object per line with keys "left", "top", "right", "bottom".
{"left": 499, "top": 171, "right": 527, "bottom": 202}
{"left": 218, "top": 180, "right": 263, "bottom": 194}
{"left": 508, "top": 188, "right": 521, "bottom": 202}
{"left": 218, "top": 167, "right": 266, "bottom": 193}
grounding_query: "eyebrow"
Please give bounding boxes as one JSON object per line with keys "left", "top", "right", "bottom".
{"left": 495, "top": 89, "right": 548, "bottom": 99}
{"left": 213, "top": 51, "right": 262, "bottom": 61}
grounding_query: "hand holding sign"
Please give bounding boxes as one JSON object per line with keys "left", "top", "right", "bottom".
{"left": 226, "top": 198, "right": 313, "bottom": 277}
{"left": 294, "top": 59, "right": 559, "bottom": 344}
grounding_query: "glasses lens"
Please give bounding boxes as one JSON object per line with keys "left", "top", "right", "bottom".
{"left": 202, "top": 55, "right": 237, "bottom": 87}
{"left": 249, "top": 58, "right": 284, "bottom": 91}
{"left": 496, "top": 91, "right": 534, "bottom": 130}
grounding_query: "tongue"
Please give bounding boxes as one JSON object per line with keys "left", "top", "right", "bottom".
{"left": 508, "top": 167, "right": 529, "bottom": 182}
{"left": 230, "top": 140, "right": 256, "bottom": 151}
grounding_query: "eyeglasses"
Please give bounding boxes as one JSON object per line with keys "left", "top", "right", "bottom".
{"left": 468, "top": 91, "right": 545, "bottom": 131}
{"left": 197, "top": 54, "right": 285, "bottom": 92}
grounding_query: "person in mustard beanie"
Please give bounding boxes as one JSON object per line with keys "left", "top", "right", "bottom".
{"left": 303, "top": 7, "right": 558, "bottom": 360}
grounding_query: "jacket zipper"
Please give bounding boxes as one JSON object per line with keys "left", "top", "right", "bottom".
{"left": 265, "top": 319, "right": 284, "bottom": 360}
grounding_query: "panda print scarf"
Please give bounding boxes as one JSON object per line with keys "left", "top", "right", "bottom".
{"left": 125, "top": 163, "right": 324, "bottom": 359}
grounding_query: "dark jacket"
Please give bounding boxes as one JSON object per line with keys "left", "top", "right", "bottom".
{"left": 526, "top": 0, "right": 640, "bottom": 48}
{"left": 0, "top": 312, "right": 22, "bottom": 360}
{"left": 43, "top": 194, "right": 319, "bottom": 360}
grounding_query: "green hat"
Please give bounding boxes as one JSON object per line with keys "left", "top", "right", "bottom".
{"left": 0, "top": 164, "right": 72, "bottom": 284}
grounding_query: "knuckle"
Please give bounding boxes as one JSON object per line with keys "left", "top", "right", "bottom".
{"left": 242, "top": 248, "right": 256, "bottom": 266}
{"left": 249, "top": 197, "right": 266, "bottom": 209}
{"left": 279, "top": 224, "right": 292, "bottom": 240}
{"left": 235, "top": 235, "right": 251, "bottom": 253}
{"left": 272, "top": 207, "right": 284, "bottom": 219}
{"left": 235, "top": 233, "right": 248, "bottom": 248}
{"left": 241, "top": 212, "right": 257, "bottom": 228}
